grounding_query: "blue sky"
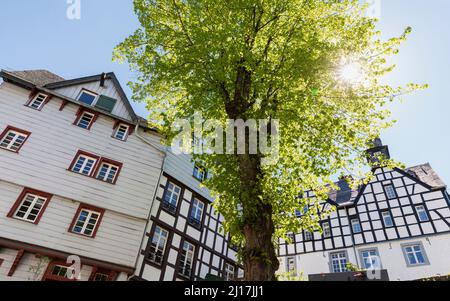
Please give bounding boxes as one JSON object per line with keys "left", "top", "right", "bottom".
{"left": 0, "top": 0, "right": 449, "bottom": 184}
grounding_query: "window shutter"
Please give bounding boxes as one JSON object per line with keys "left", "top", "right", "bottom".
{"left": 95, "top": 95, "right": 117, "bottom": 113}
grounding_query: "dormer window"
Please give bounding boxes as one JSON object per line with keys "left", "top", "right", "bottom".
{"left": 77, "top": 90, "right": 98, "bottom": 106}
{"left": 113, "top": 123, "right": 130, "bottom": 141}
{"left": 28, "top": 93, "right": 49, "bottom": 110}
{"left": 193, "top": 163, "right": 207, "bottom": 182}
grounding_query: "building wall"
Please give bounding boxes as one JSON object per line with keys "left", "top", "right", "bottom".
{"left": 277, "top": 167, "right": 450, "bottom": 281}
{"left": 135, "top": 153, "right": 242, "bottom": 281}
{"left": 0, "top": 79, "right": 164, "bottom": 279}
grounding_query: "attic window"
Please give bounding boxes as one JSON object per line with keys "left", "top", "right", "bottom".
{"left": 28, "top": 93, "right": 49, "bottom": 110}
{"left": 113, "top": 124, "right": 130, "bottom": 141}
{"left": 78, "top": 90, "right": 97, "bottom": 106}
{"left": 95, "top": 95, "right": 117, "bottom": 113}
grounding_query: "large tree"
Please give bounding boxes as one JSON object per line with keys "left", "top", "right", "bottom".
{"left": 115, "top": 0, "right": 424, "bottom": 280}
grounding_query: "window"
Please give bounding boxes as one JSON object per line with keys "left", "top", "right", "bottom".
{"left": 0, "top": 126, "right": 30, "bottom": 153}
{"left": 286, "top": 257, "right": 296, "bottom": 274}
{"left": 148, "top": 226, "right": 169, "bottom": 265}
{"left": 77, "top": 90, "right": 97, "bottom": 106}
{"left": 70, "top": 205, "right": 104, "bottom": 238}
{"left": 7, "top": 188, "right": 52, "bottom": 224}
{"left": 70, "top": 151, "right": 99, "bottom": 177}
{"left": 360, "top": 249, "right": 381, "bottom": 270}
{"left": 93, "top": 273, "right": 109, "bottom": 281}
{"left": 75, "top": 111, "right": 96, "bottom": 129}
{"left": 351, "top": 218, "right": 362, "bottom": 233}
{"left": 162, "top": 182, "right": 181, "bottom": 214}
{"left": 224, "top": 263, "right": 235, "bottom": 281}
{"left": 28, "top": 93, "right": 48, "bottom": 110}
{"left": 113, "top": 123, "right": 130, "bottom": 141}
{"left": 96, "top": 159, "right": 122, "bottom": 184}
{"left": 95, "top": 95, "right": 117, "bottom": 113}
{"left": 381, "top": 211, "right": 394, "bottom": 227}
{"left": 415, "top": 205, "right": 429, "bottom": 222}
{"left": 42, "top": 262, "right": 77, "bottom": 281}
{"left": 295, "top": 205, "right": 308, "bottom": 217}
{"left": 287, "top": 233, "right": 295, "bottom": 243}
{"left": 178, "top": 241, "right": 195, "bottom": 278}
{"left": 322, "top": 222, "right": 331, "bottom": 238}
{"left": 330, "top": 252, "right": 348, "bottom": 273}
{"left": 89, "top": 268, "right": 115, "bottom": 281}
{"left": 402, "top": 244, "right": 428, "bottom": 266}
{"left": 189, "top": 198, "right": 204, "bottom": 228}
{"left": 384, "top": 184, "right": 397, "bottom": 199}
{"left": 193, "top": 163, "right": 207, "bottom": 182}
{"left": 304, "top": 231, "right": 313, "bottom": 241}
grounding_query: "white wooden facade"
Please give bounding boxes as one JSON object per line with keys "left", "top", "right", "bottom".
{"left": 277, "top": 157, "right": 450, "bottom": 281}
{"left": 132, "top": 152, "right": 243, "bottom": 281}
{"left": 0, "top": 70, "right": 164, "bottom": 281}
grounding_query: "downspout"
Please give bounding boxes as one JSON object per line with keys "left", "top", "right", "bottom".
{"left": 129, "top": 123, "right": 167, "bottom": 280}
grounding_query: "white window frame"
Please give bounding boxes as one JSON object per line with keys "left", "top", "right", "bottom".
{"left": 28, "top": 93, "right": 48, "bottom": 110}
{"left": 72, "top": 154, "right": 98, "bottom": 176}
{"left": 76, "top": 111, "right": 95, "bottom": 129}
{"left": 13, "top": 193, "right": 48, "bottom": 223}
{"left": 113, "top": 124, "right": 130, "bottom": 141}
{"left": 71, "top": 208, "right": 102, "bottom": 237}
{"left": 359, "top": 249, "right": 381, "bottom": 270}
{"left": 304, "top": 230, "right": 313, "bottom": 241}
{"left": 381, "top": 211, "right": 394, "bottom": 227}
{"left": 322, "top": 222, "right": 331, "bottom": 238}
{"left": 149, "top": 226, "right": 169, "bottom": 265}
{"left": 415, "top": 205, "right": 429, "bottom": 222}
{"left": 163, "top": 182, "right": 181, "bottom": 212}
{"left": 77, "top": 90, "right": 98, "bottom": 106}
{"left": 96, "top": 162, "right": 119, "bottom": 183}
{"left": 178, "top": 241, "right": 195, "bottom": 278}
{"left": 286, "top": 257, "right": 297, "bottom": 274}
{"left": 0, "top": 129, "right": 28, "bottom": 152}
{"left": 330, "top": 252, "right": 348, "bottom": 273}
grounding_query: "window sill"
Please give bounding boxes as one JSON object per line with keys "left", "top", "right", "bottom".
{"left": 0, "top": 147, "right": 20, "bottom": 154}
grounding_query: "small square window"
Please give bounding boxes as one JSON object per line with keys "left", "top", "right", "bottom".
{"left": 224, "top": 263, "right": 236, "bottom": 281}
{"left": 113, "top": 124, "right": 130, "bottom": 141}
{"left": 330, "top": 252, "right": 348, "bottom": 273}
{"left": 78, "top": 90, "right": 97, "bottom": 106}
{"left": 322, "top": 222, "right": 331, "bottom": 238}
{"left": 304, "top": 231, "right": 313, "bottom": 241}
{"left": 70, "top": 205, "right": 104, "bottom": 238}
{"left": 0, "top": 126, "right": 30, "bottom": 153}
{"left": 360, "top": 249, "right": 381, "bottom": 270}
{"left": 28, "top": 93, "right": 48, "bottom": 110}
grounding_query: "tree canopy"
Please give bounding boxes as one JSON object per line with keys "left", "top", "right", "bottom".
{"left": 115, "top": 0, "right": 425, "bottom": 279}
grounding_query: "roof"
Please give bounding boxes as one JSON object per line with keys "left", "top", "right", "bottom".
{"left": 8, "top": 70, "right": 65, "bottom": 86}
{"left": 0, "top": 69, "right": 158, "bottom": 132}
{"left": 405, "top": 163, "right": 446, "bottom": 189}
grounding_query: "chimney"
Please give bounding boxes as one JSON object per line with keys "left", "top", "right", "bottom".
{"left": 335, "top": 176, "right": 352, "bottom": 204}
{"left": 100, "top": 72, "right": 106, "bottom": 87}
{"left": 365, "top": 138, "right": 390, "bottom": 167}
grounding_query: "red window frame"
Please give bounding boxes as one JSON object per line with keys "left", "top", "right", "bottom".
{"left": 68, "top": 204, "right": 105, "bottom": 238}
{"left": 7, "top": 188, "right": 53, "bottom": 224}
{"left": 42, "top": 261, "right": 78, "bottom": 282}
{"left": 94, "top": 157, "right": 123, "bottom": 185}
{"left": 68, "top": 150, "right": 101, "bottom": 177}
{"left": 73, "top": 108, "right": 99, "bottom": 130}
{"left": 0, "top": 125, "right": 31, "bottom": 153}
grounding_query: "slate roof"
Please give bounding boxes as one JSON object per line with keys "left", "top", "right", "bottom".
{"left": 405, "top": 163, "right": 446, "bottom": 189}
{"left": 8, "top": 70, "right": 65, "bottom": 86}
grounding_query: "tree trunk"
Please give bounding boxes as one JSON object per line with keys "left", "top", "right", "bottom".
{"left": 239, "top": 153, "right": 279, "bottom": 281}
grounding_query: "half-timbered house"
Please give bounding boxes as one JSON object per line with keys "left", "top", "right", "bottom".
{"left": 277, "top": 140, "right": 450, "bottom": 281}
